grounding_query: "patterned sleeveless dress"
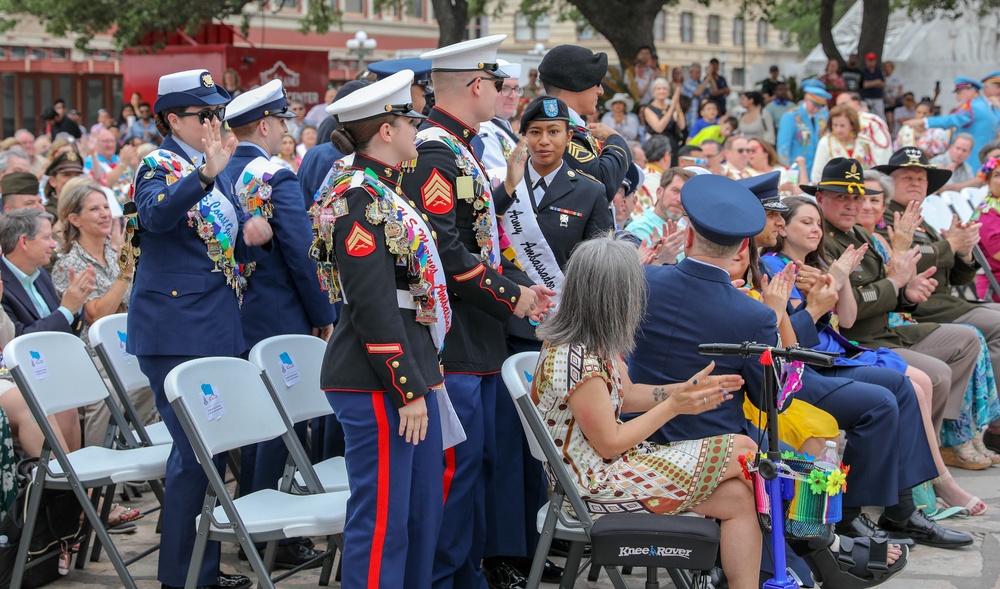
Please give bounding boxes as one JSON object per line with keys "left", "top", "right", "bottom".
{"left": 532, "top": 342, "right": 733, "bottom": 518}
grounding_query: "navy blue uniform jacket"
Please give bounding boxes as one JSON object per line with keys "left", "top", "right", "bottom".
{"left": 228, "top": 145, "right": 334, "bottom": 350}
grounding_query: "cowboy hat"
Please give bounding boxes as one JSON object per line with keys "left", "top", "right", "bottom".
{"left": 873, "top": 147, "right": 952, "bottom": 195}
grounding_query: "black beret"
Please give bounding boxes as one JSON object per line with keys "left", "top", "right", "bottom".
{"left": 519, "top": 96, "right": 570, "bottom": 131}
{"left": 0, "top": 172, "right": 41, "bottom": 197}
{"left": 538, "top": 45, "right": 608, "bottom": 92}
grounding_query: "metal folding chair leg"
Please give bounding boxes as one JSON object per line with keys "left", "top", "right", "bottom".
{"left": 560, "top": 541, "right": 586, "bottom": 589}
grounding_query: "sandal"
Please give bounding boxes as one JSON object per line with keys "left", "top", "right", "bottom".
{"left": 940, "top": 442, "right": 992, "bottom": 470}
{"left": 106, "top": 503, "right": 143, "bottom": 529}
{"left": 971, "top": 433, "right": 1000, "bottom": 465}
{"left": 793, "top": 532, "right": 907, "bottom": 589}
{"left": 937, "top": 495, "right": 988, "bottom": 517}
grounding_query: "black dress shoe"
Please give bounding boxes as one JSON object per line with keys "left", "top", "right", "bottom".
{"left": 484, "top": 561, "right": 527, "bottom": 589}
{"left": 984, "top": 429, "right": 1000, "bottom": 453}
{"left": 161, "top": 573, "right": 252, "bottom": 589}
{"left": 238, "top": 540, "right": 324, "bottom": 570}
{"left": 878, "top": 511, "right": 974, "bottom": 549}
{"left": 514, "top": 557, "right": 564, "bottom": 583}
{"left": 835, "top": 513, "right": 914, "bottom": 546}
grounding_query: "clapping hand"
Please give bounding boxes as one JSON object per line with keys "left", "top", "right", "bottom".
{"left": 503, "top": 139, "right": 529, "bottom": 196}
{"left": 887, "top": 246, "right": 921, "bottom": 286}
{"left": 904, "top": 266, "right": 938, "bottom": 303}
{"left": 941, "top": 215, "right": 981, "bottom": 257}
{"left": 827, "top": 244, "right": 868, "bottom": 290}
{"left": 760, "top": 263, "right": 795, "bottom": 317}
{"left": 887, "top": 200, "right": 923, "bottom": 254}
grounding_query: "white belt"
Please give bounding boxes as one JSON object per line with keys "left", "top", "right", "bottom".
{"left": 396, "top": 290, "right": 417, "bottom": 310}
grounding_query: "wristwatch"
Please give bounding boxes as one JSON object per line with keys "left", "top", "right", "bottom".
{"left": 197, "top": 165, "right": 215, "bottom": 187}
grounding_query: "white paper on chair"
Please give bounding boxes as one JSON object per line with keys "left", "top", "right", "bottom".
{"left": 279, "top": 352, "right": 301, "bottom": 387}
{"left": 29, "top": 350, "right": 49, "bottom": 380}
{"left": 201, "top": 383, "right": 226, "bottom": 421}
{"left": 436, "top": 384, "right": 467, "bottom": 450}
{"left": 117, "top": 330, "right": 134, "bottom": 363}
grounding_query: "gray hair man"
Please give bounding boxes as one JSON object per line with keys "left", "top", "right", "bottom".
{"left": 931, "top": 133, "right": 980, "bottom": 191}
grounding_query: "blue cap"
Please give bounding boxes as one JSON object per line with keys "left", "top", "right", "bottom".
{"left": 955, "top": 77, "right": 983, "bottom": 91}
{"left": 800, "top": 79, "right": 825, "bottom": 90}
{"left": 681, "top": 175, "right": 766, "bottom": 246}
{"left": 224, "top": 80, "right": 296, "bottom": 128}
{"left": 368, "top": 58, "right": 432, "bottom": 85}
{"left": 737, "top": 171, "right": 787, "bottom": 212}
{"left": 983, "top": 71, "right": 1000, "bottom": 85}
{"left": 154, "top": 69, "right": 232, "bottom": 113}
{"left": 803, "top": 86, "right": 832, "bottom": 104}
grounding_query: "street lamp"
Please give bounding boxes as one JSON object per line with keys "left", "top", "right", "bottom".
{"left": 346, "top": 30, "right": 377, "bottom": 70}
{"left": 528, "top": 43, "right": 547, "bottom": 56}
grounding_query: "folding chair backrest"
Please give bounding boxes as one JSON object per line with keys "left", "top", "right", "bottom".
{"left": 89, "top": 313, "right": 149, "bottom": 393}
{"left": 944, "top": 190, "right": 975, "bottom": 223}
{"left": 501, "top": 351, "right": 595, "bottom": 529}
{"left": 920, "top": 194, "right": 952, "bottom": 233}
{"left": 248, "top": 335, "right": 332, "bottom": 425}
{"left": 6, "top": 332, "right": 109, "bottom": 415}
{"left": 965, "top": 185, "right": 989, "bottom": 208}
{"left": 164, "top": 357, "right": 286, "bottom": 455}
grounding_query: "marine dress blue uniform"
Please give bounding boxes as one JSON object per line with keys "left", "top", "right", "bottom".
{"left": 314, "top": 71, "right": 448, "bottom": 589}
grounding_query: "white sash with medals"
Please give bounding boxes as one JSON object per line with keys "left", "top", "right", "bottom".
{"left": 500, "top": 167, "right": 565, "bottom": 307}
{"left": 138, "top": 149, "right": 249, "bottom": 304}
{"left": 415, "top": 126, "right": 503, "bottom": 269}
{"left": 337, "top": 169, "right": 464, "bottom": 448}
{"left": 235, "top": 156, "right": 285, "bottom": 219}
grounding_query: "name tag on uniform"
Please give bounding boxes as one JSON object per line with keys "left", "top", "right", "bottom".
{"left": 455, "top": 175, "right": 475, "bottom": 200}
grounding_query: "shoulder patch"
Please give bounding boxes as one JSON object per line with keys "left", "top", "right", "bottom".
{"left": 421, "top": 169, "right": 454, "bottom": 215}
{"left": 345, "top": 222, "right": 376, "bottom": 257}
{"left": 567, "top": 142, "right": 595, "bottom": 163}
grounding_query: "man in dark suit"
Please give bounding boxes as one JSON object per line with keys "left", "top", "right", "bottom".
{"left": 485, "top": 96, "right": 613, "bottom": 585}
{"left": 222, "top": 79, "right": 334, "bottom": 569}
{"left": 0, "top": 208, "right": 92, "bottom": 337}
{"left": 538, "top": 45, "right": 632, "bottom": 202}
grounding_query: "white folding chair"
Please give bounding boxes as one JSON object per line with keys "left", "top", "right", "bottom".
{"left": 89, "top": 313, "right": 171, "bottom": 448}
{"left": 164, "top": 357, "right": 349, "bottom": 589}
{"left": 5, "top": 332, "right": 170, "bottom": 589}
{"left": 248, "top": 335, "right": 349, "bottom": 495}
{"left": 920, "top": 194, "right": 953, "bottom": 233}
{"left": 964, "top": 185, "right": 989, "bottom": 209}
{"left": 942, "top": 191, "right": 975, "bottom": 223}
{"left": 502, "top": 352, "right": 720, "bottom": 589}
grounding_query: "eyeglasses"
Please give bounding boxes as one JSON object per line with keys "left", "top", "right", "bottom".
{"left": 734, "top": 148, "right": 750, "bottom": 154}
{"left": 499, "top": 86, "right": 524, "bottom": 97}
{"left": 174, "top": 107, "right": 226, "bottom": 124}
{"left": 466, "top": 76, "right": 505, "bottom": 92}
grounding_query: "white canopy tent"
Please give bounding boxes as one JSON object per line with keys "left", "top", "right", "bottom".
{"left": 791, "top": 1, "right": 1000, "bottom": 112}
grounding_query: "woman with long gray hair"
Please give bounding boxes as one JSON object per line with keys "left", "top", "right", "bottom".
{"left": 532, "top": 235, "right": 762, "bottom": 589}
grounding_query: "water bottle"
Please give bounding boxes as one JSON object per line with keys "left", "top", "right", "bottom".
{"left": 0, "top": 534, "right": 8, "bottom": 548}
{"left": 815, "top": 440, "right": 840, "bottom": 472}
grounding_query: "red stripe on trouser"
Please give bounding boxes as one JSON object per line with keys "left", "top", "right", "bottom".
{"left": 368, "top": 393, "right": 391, "bottom": 589}
{"left": 442, "top": 446, "right": 456, "bottom": 504}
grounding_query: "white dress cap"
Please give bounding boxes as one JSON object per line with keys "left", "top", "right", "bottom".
{"left": 224, "top": 79, "right": 295, "bottom": 127}
{"left": 420, "top": 34, "right": 508, "bottom": 77}
{"left": 496, "top": 59, "right": 521, "bottom": 80}
{"left": 326, "top": 70, "right": 424, "bottom": 122}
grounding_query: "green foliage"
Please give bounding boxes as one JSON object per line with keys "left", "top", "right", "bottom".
{"left": 767, "top": 0, "right": 853, "bottom": 57}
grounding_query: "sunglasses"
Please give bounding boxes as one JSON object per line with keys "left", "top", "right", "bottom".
{"left": 733, "top": 148, "right": 750, "bottom": 154}
{"left": 466, "top": 76, "right": 504, "bottom": 92}
{"left": 748, "top": 147, "right": 761, "bottom": 153}
{"left": 175, "top": 107, "right": 226, "bottom": 124}
{"left": 499, "top": 86, "right": 524, "bottom": 97}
